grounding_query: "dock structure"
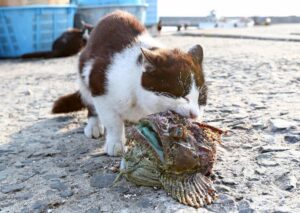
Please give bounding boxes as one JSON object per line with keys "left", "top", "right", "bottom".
{"left": 160, "top": 16, "right": 209, "bottom": 27}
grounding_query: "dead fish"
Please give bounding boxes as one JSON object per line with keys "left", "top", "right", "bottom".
{"left": 120, "top": 111, "right": 224, "bottom": 208}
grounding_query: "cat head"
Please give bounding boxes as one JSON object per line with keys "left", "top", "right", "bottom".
{"left": 81, "top": 21, "right": 94, "bottom": 41}
{"left": 139, "top": 44, "right": 207, "bottom": 119}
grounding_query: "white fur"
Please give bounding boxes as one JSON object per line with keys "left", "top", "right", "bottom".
{"left": 80, "top": 33, "right": 203, "bottom": 156}
{"left": 82, "top": 29, "right": 90, "bottom": 40}
{"left": 84, "top": 116, "right": 105, "bottom": 138}
{"left": 81, "top": 59, "right": 94, "bottom": 86}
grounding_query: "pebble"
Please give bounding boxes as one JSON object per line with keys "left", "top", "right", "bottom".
{"left": 90, "top": 173, "right": 117, "bottom": 188}
{"left": 215, "top": 185, "right": 231, "bottom": 192}
{"left": 206, "top": 194, "right": 238, "bottom": 213}
{"left": 255, "top": 167, "right": 266, "bottom": 175}
{"left": 86, "top": 208, "right": 100, "bottom": 213}
{"left": 15, "top": 192, "right": 33, "bottom": 200}
{"left": 0, "top": 164, "right": 6, "bottom": 171}
{"left": 20, "top": 208, "right": 30, "bottom": 213}
{"left": 273, "top": 206, "right": 293, "bottom": 213}
{"left": 137, "top": 198, "right": 153, "bottom": 208}
{"left": 252, "top": 120, "right": 266, "bottom": 129}
{"left": 276, "top": 173, "right": 297, "bottom": 191}
{"left": 59, "top": 189, "right": 74, "bottom": 198}
{"left": 0, "top": 172, "right": 7, "bottom": 181}
{"left": 259, "top": 145, "right": 289, "bottom": 153}
{"left": 1, "top": 184, "right": 24, "bottom": 194}
{"left": 256, "top": 153, "right": 279, "bottom": 167}
{"left": 50, "top": 180, "right": 67, "bottom": 191}
{"left": 239, "top": 209, "right": 256, "bottom": 213}
{"left": 222, "top": 178, "right": 237, "bottom": 186}
{"left": 32, "top": 200, "right": 48, "bottom": 212}
{"left": 269, "top": 119, "right": 297, "bottom": 131}
{"left": 284, "top": 135, "right": 300, "bottom": 144}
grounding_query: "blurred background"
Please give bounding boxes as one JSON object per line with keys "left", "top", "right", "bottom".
{"left": 0, "top": 0, "right": 299, "bottom": 58}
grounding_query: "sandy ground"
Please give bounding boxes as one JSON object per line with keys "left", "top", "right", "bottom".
{"left": 0, "top": 25, "right": 300, "bottom": 213}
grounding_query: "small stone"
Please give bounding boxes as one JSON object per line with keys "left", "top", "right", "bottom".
{"left": 20, "top": 208, "right": 30, "bottom": 213}
{"left": 90, "top": 173, "right": 117, "bottom": 188}
{"left": 50, "top": 180, "right": 67, "bottom": 191}
{"left": 241, "top": 144, "right": 253, "bottom": 149}
{"left": 137, "top": 198, "right": 153, "bottom": 208}
{"left": 0, "top": 172, "right": 7, "bottom": 181}
{"left": 239, "top": 209, "right": 256, "bottom": 213}
{"left": 15, "top": 192, "right": 33, "bottom": 200}
{"left": 215, "top": 185, "right": 231, "bottom": 192}
{"left": 238, "top": 200, "right": 250, "bottom": 210}
{"left": 1, "top": 184, "right": 24, "bottom": 193}
{"left": 252, "top": 120, "right": 266, "bottom": 129}
{"left": 284, "top": 135, "right": 300, "bottom": 144}
{"left": 276, "top": 173, "right": 297, "bottom": 191}
{"left": 273, "top": 206, "right": 293, "bottom": 213}
{"left": 222, "top": 178, "right": 236, "bottom": 186}
{"left": 269, "top": 119, "right": 296, "bottom": 131}
{"left": 86, "top": 208, "right": 100, "bottom": 213}
{"left": 261, "top": 134, "right": 276, "bottom": 143}
{"left": 256, "top": 153, "right": 279, "bottom": 167}
{"left": 32, "top": 200, "right": 48, "bottom": 212}
{"left": 23, "top": 89, "right": 32, "bottom": 96}
{"left": 90, "top": 151, "right": 106, "bottom": 157}
{"left": 109, "top": 166, "right": 119, "bottom": 173}
{"left": 238, "top": 200, "right": 256, "bottom": 213}
{"left": 255, "top": 167, "right": 266, "bottom": 175}
{"left": 206, "top": 194, "right": 238, "bottom": 213}
{"left": 0, "top": 164, "right": 6, "bottom": 171}
{"left": 259, "top": 145, "right": 289, "bottom": 153}
{"left": 19, "top": 172, "right": 37, "bottom": 182}
{"left": 59, "top": 189, "right": 73, "bottom": 198}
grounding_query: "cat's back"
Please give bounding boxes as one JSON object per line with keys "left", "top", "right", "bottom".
{"left": 79, "top": 11, "right": 147, "bottom": 96}
{"left": 81, "top": 10, "right": 146, "bottom": 59}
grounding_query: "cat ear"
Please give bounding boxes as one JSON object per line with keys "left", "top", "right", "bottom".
{"left": 81, "top": 20, "right": 94, "bottom": 32}
{"left": 188, "top": 44, "right": 204, "bottom": 64}
{"left": 140, "top": 48, "right": 156, "bottom": 72}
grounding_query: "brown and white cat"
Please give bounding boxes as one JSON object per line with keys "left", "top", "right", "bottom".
{"left": 52, "top": 11, "right": 207, "bottom": 156}
{"left": 21, "top": 22, "right": 93, "bottom": 59}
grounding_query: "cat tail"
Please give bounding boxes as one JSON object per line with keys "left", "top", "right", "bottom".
{"left": 52, "top": 91, "right": 86, "bottom": 114}
{"left": 21, "top": 51, "right": 54, "bottom": 59}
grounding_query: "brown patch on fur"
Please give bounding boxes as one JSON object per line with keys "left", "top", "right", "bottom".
{"left": 141, "top": 47, "right": 205, "bottom": 98}
{"left": 198, "top": 84, "right": 207, "bottom": 106}
{"left": 52, "top": 91, "right": 85, "bottom": 113}
{"left": 79, "top": 10, "right": 146, "bottom": 96}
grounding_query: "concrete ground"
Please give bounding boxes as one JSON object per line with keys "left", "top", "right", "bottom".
{"left": 0, "top": 24, "right": 300, "bottom": 213}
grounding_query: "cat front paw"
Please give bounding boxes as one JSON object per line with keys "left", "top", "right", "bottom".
{"left": 104, "top": 141, "right": 124, "bottom": 156}
{"left": 84, "top": 117, "right": 105, "bottom": 138}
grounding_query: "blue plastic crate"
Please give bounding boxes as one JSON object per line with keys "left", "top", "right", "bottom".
{"left": 76, "top": 4, "right": 147, "bottom": 27}
{"left": 0, "top": 5, "right": 77, "bottom": 58}
{"left": 73, "top": 0, "right": 146, "bottom": 6}
{"left": 145, "top": 0, "right": 157, "bottom": 26}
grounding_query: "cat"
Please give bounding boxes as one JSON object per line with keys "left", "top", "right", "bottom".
{"left": 52, "top": 10, "right": 207, "bottom": 156}
{"left": 21, "top": 22, "right": 93, "bottom": 59}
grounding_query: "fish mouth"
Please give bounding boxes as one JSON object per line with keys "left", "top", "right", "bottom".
{"left": 137, "top": 122, "right": 165, "bottom": 163}
{"left": 160, "top": 172, "right": 217, "bottom": 208}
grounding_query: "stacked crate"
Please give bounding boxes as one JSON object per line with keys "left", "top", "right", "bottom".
{"left": 73, "top": 0, "right": 148, "bottom": 28}
{"left": 0, "top": 0, "right": 76, "bottom": 58}
{"left": 0, "top": 0, "right": 69, "bottom": 6}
